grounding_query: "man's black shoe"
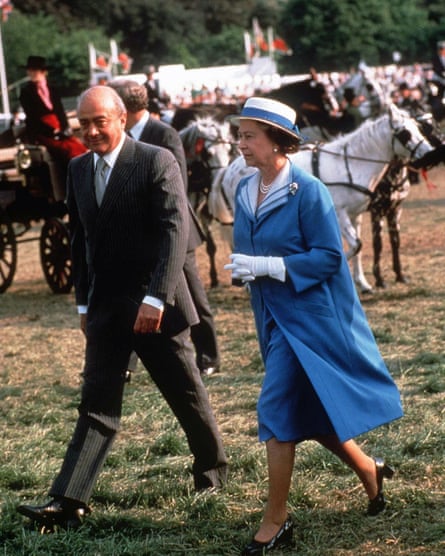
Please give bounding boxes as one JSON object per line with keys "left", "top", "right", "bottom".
{"left": 17, "top": 499, "right": 90, "bottom": 529}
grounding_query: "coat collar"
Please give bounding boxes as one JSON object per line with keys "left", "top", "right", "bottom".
{"left": 238, "top": 160, "right": 300, "bottom": 221}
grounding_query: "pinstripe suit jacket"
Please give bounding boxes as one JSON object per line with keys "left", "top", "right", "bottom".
{"left": 66, "top": 136, "right": 198, "bottom": 333}
{"left": 138, "top": 117, "right": 204, "bottom": 250}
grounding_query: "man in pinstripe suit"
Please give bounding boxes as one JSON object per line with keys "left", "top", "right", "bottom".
{"left": 109, "top": 79, "right": 221, "bottom": 377}
{"left": 17, "top": 86, "right": 228, "bottom": 530}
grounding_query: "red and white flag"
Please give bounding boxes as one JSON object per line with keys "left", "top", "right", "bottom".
{"left": 252, "top": 18, "right": 268, "bottom": 53}
{"left": 273, "top": 36, "right": 292, "bottom": 55}
{"left": 0, "top": 0, "right": 13, "bottom": 22}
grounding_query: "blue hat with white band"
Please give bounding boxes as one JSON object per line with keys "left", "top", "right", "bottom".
{"left": 230, "top": 97, "right": 304, "bottom": 143}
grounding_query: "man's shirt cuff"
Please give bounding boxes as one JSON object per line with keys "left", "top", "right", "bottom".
{"left": 142, "top": 295, "right": 164, "bottom": 311}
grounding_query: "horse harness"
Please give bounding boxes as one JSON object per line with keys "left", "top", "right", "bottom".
{"left": 307, "top": 111, "right": 425, "bottom": 205}
{"left": 308, "top": 144, "right": 382, "bottom": 200}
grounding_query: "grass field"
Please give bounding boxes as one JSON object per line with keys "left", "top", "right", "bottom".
{"left": 0, "top": 167, "right": 444, "bottom": 555}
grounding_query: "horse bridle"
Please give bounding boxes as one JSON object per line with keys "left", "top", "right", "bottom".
{"left": 389, "top": 109, "right": 428, "bottom": 160}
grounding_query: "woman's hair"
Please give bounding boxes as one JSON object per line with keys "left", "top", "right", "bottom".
{"left": 259, "top": 122, "right": 301, "bottom": 154}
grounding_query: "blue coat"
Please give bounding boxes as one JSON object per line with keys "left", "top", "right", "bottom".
{"left": 233, "top": 163, "right": 403, "bottom": 442}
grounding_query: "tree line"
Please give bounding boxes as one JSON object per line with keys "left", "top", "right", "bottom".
{"left": 3, "top": 0, "right": 445, "bottom": 99}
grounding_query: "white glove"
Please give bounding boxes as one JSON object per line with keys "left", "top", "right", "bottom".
{"left": 224, "top": 253, "right": 286, "bottom": 282}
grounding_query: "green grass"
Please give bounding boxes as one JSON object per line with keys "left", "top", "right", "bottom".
{"left": 0, "top": 180, "right": 444, "bottom": 554}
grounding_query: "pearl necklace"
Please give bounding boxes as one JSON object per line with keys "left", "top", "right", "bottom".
{"left": 259, "top": 180, "right": 273, "bottom": 194}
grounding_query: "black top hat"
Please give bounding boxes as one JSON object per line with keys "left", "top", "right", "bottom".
{"left": 22, "top": 56, "right": 49, "bottom": 70}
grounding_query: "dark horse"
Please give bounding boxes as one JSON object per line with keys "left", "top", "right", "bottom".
{"left": 266, "top": 70, "right": 386, "bottom": 139}
{"left": 265, "top": 75, "right": 355, "bottom": 138}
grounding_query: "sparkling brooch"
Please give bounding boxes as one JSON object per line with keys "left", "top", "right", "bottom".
{"left": 288, "top": 182, "right": 299, "bottom": 195}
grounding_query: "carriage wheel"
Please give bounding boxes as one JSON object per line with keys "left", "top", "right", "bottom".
{"left": 40, "top": 217, "right": 73, "bottom": 294}
{"left": 0, "top": 210, "right": 17, "bottom": 293}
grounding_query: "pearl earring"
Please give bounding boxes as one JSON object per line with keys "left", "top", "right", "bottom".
{"left": 273, "top": 147, "right": 278, "bottom": 153}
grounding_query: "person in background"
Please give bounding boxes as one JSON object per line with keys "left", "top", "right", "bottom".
{"left": 340, "top": 87, "right": 364, "bottom": 131}
{"left": 143, "top": 64, "right": 160, "bottom": 102}
{"left": 17, "top": 86, "right": 227, "bottom": 532}
{"left": 225, "top": 97, "right": 403, "bottom": 555}
{"left": 396, "top": 82, "right": 428, "bottom": 117}
{"left": 364, "top": 82, "right": 382, "bottom": 118}
{"left": 109, "top": 79, "right": 221, "bottom": 377}
{"left": 19, "top": 55, "right": 87, "bottom": 172}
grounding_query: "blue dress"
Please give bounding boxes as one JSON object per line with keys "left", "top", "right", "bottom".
{"left": 232, "top": 162, "right": 403, "bottom": 443}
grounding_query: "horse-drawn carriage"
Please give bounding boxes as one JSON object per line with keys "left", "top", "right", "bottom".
{"left": 0, "top": 124, "right": 72, "bottom": 293}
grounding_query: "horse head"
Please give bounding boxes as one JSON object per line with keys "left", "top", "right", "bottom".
{"left": 180, "top": 118, "right": 234, "bottom": 172}
{"left": 387, "top": 103, "right": 434, "bottom": 162}
{"left": 179, "top": 117, "right": 236, "bottom": 198}
{"left": 411, "top": 112, "right": 445, "bottom": 169}
{"left": 200, "top": 118, "right": 234, "bottom": 169}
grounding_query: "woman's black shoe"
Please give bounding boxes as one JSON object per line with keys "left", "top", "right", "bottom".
{"left": 367, "top": 457, "right": 394, "bottom": 516}
{"left": 242, "top": 516, "right": 294, "bottom": 555}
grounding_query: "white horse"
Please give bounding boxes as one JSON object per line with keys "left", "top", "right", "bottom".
{"left": 220, "top": 104, "right": 436, "bottom": 293}
{"left": 179, "top": 117, "right": 236, "bottom": 286}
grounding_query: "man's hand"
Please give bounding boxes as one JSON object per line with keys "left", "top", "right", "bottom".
{"left": 133, "top": 303, "right": 163, "bottom": 334}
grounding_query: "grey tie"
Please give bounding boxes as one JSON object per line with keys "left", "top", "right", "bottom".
{"left": 94, "top": 157, "right": 108, "bottom": 206}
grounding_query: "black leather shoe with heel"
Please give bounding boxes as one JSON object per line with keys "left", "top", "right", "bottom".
{"left": 17, "top": 498, "right": 91, "bottom": 530}
{"left": 241, "top": 515, "right": 294, "bottom": 555}
{"left": 367, "top": 457, "right": 395, "bottom": 516}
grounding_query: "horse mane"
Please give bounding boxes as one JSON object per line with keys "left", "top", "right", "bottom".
{"left": 324, "top": 114, "right": 391, "bottom": 157}
{"left": 331, "top": 115, "right": 387, "bottom": 146}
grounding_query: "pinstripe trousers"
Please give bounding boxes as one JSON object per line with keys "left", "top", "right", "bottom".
{"left": 49, "top": 293, "right": 228, "bottom": 504}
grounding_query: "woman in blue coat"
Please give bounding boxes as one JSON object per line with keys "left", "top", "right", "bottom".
{"left": 225, "top": 97, "right": 403, "bottom": 555}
